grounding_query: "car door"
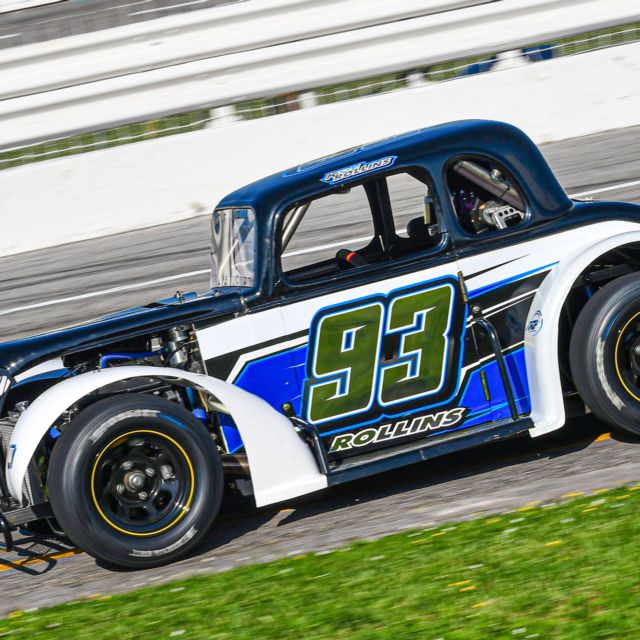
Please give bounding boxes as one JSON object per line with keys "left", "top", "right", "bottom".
{"left": 275, "top": 170, "right": 491, "bottom": 458}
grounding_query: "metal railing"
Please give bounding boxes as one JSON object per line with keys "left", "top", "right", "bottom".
{"left": 0, "top": 0, "right": 245, "bottom": 50}
{"left": 2, "top": 20, "right": 638, "bottom": 171}
{"left": 3, "top": 0, "right": 637, "bottom": 152}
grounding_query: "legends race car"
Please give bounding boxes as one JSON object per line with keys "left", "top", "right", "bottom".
{"left": 1, "top": 120, "right": 640, "bottom": 568}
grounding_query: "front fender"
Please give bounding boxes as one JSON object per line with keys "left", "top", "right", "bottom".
{"left": 525, "top": 230, "right": 640, "bottom": 436}
{"left": 6, "top": 366, "right": 327, "bottom": 507}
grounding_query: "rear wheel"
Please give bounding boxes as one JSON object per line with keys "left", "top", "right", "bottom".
{"left": 48, "top": 393, "right": 223, "bottom": 568}
{"left": 570, "top": 273, "right": 640, "bottom": 436}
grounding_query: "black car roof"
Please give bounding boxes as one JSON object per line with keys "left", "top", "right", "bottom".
{"left": 217, "top": 119, "right": 571, "bottom": 218}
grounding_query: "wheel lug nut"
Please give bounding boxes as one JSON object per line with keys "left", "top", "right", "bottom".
{"left": 634, "top": 346, "right": 640, "bottom": 355}
{"left": 144, "top": 467, "right": 156, "bottom": 477}
{"left": 138, "top": 491, "right": 148, "bottom": 500}
{"left": 116, "top": 483, "right": 125, "bottom": 495}
{"left": 120, "top": 461, "right": 133, "bottom": 471}
{"left": 160, "top": 464, "right": 174, "bottom": 480}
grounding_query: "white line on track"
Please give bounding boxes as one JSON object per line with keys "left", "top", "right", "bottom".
{"left": 570, "top": 179, "right": 640, "bottom": 198}
{"left": 0, "top": 269, "right": 209, "bottom": 317}
{"left": 1, "top": 179, "right": 638, "bottom": 318}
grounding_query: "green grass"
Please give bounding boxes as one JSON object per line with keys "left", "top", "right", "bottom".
{"left": 315, "top": 73, "right": 409, "bottom": 106}
{"left": 423, "top": 21, "right": 640, "bottom": 82}
{"left": 0, "top": 110, "right": 209, "bottom": 171}
{"left": 3, "top": 485, "right": 640, "bottom": 639}
{"left": 550, "top": 21, "right": 640, "bottom": 56}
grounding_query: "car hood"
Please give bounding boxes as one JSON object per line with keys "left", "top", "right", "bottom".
{"left": 0, "top": 289, "right": 245, "bottom": 377}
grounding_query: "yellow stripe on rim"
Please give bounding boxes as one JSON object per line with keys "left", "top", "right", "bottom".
{"left": 90, "top": 429, "right": 195, "bottom": 537}
{"left": 614, "top": 311, "right": 640, "bottom": 403}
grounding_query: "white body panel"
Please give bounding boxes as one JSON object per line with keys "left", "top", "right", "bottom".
{"left": 199, "top": 220, "right": 640, "bottom": 438}
{"left": 198, "top": 260, "right": 463, "bottom": 362}
{"left": 14, "top": 358, "right": 64, "bottom": 382}
{"left": 525, "top": 227, "right": 640, "bottom": 435}
{"left": 6, "top": 366, "right": 327, "bottom": 506}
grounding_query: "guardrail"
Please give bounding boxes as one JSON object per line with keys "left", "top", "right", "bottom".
{"left": 0, "top": 0, "right": 245, "bottom": 49}
{"left": 0, "top": 0, "right": 487, "bottom": 100}
{"left": 1, "top": 40, "right": 639, "bottom": 258}
{"left": 0, "top": 0, "right": 638, "bottom": 150}
{"left": 0, "top": 0, "right": 62, "bottom": 13}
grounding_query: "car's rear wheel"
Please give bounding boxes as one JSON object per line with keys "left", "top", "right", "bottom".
{"left": 570, "top": 272, "right": 640, "bottom": 436}
{"left": 48, "top": 393, "right": 223, "bottom": 568}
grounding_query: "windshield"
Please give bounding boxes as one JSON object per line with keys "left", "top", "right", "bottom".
{"left": 210, "top": 207, "right": 257, "bottom": 289}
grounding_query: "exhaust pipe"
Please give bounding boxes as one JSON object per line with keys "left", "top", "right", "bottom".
{"left": 452, "top": 160, "right": 525, "bottom": 211}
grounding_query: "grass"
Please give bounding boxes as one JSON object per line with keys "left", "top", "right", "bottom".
{"left": 0, "top": 111, "right": 210, "bottom": 171}
{"left": 3, "top": 485, "right": 640, "bottom": 639}
{"left": 1, "top": 21, "right": 639, "bottom": 172}
{"left": 551, "top": 22, "right": 640, "bottom": 56}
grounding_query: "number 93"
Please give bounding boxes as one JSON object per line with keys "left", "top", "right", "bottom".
{"left": 303, "top": 279, "right": 463, "bottom": 426}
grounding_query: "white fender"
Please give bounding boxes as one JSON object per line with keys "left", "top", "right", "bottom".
{"left": 6, "top": 366, "right": 327, "bottom": 507}
{"left": 526, "top": 229, "right": 640, "bottom": 437}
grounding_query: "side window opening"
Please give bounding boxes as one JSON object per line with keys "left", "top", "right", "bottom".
{"left": 384, "top": 170, "right": 442, "bottom": 258}
{"left": 446, "top": 157, "right": 526, "bottom": 235}
{"left": 280, "top": 184, "right": 381, "bottom": 282}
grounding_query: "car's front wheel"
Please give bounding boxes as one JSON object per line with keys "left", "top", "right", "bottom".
{"left": 570, "top": 272, "right": 640, "bottom": 436}
{"left": 48, "top": 393, "right": 223, "bottom": 568}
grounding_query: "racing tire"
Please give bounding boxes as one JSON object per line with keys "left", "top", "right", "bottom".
{"left": 570, "top": 272, "right": 640, "bottom": 436}
{"left": 47, "top": 393, "right": 223, "bottom": 568}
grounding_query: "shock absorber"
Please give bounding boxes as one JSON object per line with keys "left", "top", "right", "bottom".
{"left": 165, "top": 326, "right": 191, "bottom": 368}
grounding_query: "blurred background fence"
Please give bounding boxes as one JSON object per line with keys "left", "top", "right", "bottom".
{"left": 0, "top": 0, "right": 639, "bottom": 256}
{"left": 1, "top": 0, "right": 638, "bottom": 166}
{"left": 0, "top": 0, "right": 244, "bottom": 46}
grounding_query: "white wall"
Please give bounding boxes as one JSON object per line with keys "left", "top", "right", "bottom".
{"left": 1, "top": 41, "right": 639, "bottom": 257}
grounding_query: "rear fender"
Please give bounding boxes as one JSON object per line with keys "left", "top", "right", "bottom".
{"left": 526, "top": 230, "right": 640, "bottom": 436}
{"left": 6, "top": 366, "right": 327, "bottom": 507}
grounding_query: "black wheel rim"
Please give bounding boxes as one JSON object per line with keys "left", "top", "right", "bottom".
{"left": 614, "top": 310, "right": 640, "bottom": 403}
{"left": 90, "top": 430, "right": 194, "bottom": 536}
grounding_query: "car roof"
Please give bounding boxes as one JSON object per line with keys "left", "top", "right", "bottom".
{"left": 217, "top": 119, "right": 571, "bottom": 219}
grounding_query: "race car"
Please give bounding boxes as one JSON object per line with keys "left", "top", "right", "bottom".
{"left": 1, "top": 119, "right": 640, "bottom": 568}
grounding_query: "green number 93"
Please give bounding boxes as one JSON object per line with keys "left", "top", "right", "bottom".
{"left": 304, "top": 282, "right": 457, "bottom": 426}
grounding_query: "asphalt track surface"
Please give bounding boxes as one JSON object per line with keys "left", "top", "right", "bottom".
{"left": 0, "top": 127, "right": 640, "bottom": 614}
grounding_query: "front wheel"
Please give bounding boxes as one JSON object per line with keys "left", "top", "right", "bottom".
{"left": 570, "top": 272, "right": 640, "bottom": 437}
{"left": 48, "top": 393, "right": 223, "bottom": 568}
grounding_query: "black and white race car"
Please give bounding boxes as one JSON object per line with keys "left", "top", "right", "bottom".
{"left": 1, "top": 120, "right": 639, "bottom": 567}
